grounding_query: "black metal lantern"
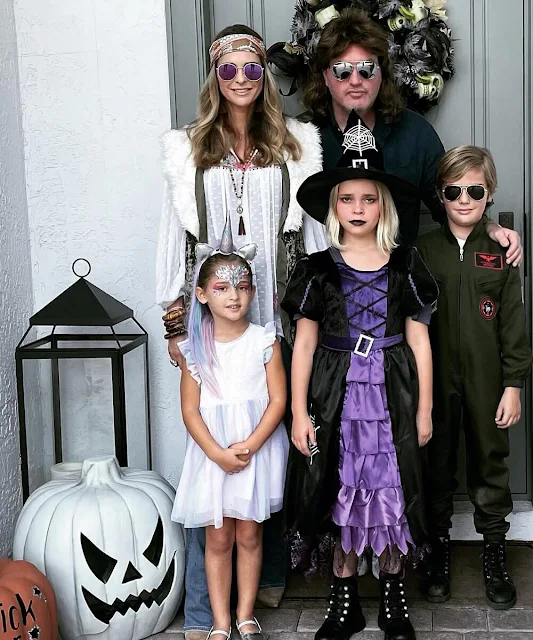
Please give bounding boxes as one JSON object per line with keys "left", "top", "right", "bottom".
{"left": 16, "top": 259, "right": 151, "bottom": 500}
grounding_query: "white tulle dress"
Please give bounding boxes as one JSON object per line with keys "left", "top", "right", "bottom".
{"left": 172, "top": 322, "right": 289, "bottom": 529}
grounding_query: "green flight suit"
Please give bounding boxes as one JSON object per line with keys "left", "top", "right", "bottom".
{"left": 416, "top": 219, "right": 532, "bottom": 540}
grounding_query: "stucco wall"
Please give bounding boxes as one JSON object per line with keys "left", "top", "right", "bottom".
{"left": 0, "top": 0, "right": 34, "bottom": 555}
{"left": 14, "top": 0, "right": 185, "bottom": 485}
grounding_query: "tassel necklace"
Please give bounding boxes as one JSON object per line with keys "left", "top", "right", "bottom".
{"left": 229, "top": 148, "right": 257, "bottom": 235}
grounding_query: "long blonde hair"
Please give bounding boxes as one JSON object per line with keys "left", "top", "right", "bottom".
{"left": 326, "top": 181, "right": 399, "bottom": 253}
{"left": 189, "top": 25, "right": 301, "bottom": 168}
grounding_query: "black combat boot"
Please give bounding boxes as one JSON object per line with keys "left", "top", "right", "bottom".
{"left": 378, "top": 572, "right": 415, "bottom": 640}
{"left": 483, "top": 539, "right": 516, "bottom": 610}
{"left": 314, "top": 575, "right": 366, "bottom": 640}
{"left": 421, "top": 535, "right": 451, "bottom": 603}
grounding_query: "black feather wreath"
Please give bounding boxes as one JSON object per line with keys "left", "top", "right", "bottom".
{"left": 267, "top": 0, "right": 454, "bottom": 113}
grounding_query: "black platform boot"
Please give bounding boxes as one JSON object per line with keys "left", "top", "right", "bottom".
{"left": 314, "top": 575, "right": 366, "bottom": 640}
{"left": 483, "top": 539, "right": 516, "bottom": 610}
{"left": 421, "top": 535, "right": 451, "bottom": 603}
{"left": 378, "top": 572, "right": 415, "bottom": 640}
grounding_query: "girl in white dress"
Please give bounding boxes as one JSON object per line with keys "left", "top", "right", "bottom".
{"left": 172, "top": 231, "right": 289, "bottom": 640}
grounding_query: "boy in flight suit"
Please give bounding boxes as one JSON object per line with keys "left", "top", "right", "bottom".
{"left": 416, "top": 145, "right": 532, "bottom": 610}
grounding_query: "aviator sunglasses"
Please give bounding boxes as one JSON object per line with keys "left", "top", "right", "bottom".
{"left": 442, "top": 184, "right": 488, "bottom": 202}
{"left": 331, "top": 60, "right": 380, "bottom": 81}
{"left": 216, "top": 62, "right": 264, "bottom": 82}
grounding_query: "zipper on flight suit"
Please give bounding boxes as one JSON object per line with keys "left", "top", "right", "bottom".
{"left": 457, "top": 242, "right": 464, "bottom": 367}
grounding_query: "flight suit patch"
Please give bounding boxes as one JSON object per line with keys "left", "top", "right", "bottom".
{"left": 480, "top": 297, "right": 496, "bottom": 320}
{"left": 475, "top": 252, "right": 503, "bottom": 270}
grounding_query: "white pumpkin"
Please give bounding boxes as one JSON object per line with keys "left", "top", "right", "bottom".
{"left": 13, "top": 456, "right": 185, "bottom": 640}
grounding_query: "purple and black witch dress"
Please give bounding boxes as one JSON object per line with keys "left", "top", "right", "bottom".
{"left": 281, "top": 245, "right": 438, "bottom": 568}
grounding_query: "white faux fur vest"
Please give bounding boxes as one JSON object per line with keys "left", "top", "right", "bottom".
{"left": 161, "top": 118, "right": 323, "bottom": 238}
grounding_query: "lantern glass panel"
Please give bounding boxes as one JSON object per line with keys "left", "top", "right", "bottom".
{"left": 20, "top": 359, "right": 55, "bottom": 494}
{"left": 124, "top": 346, "right": 150, "bottom": 468}
{"left": 58, "top": 358, "right": 115, "bottom": 462}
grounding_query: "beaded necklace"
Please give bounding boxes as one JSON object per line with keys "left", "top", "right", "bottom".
{"left": 228, "top": 148, "right": 258, "bottom": 235}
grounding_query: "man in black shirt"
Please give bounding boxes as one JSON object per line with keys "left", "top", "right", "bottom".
{"left": 300, "top": 8, "right": 521, "bottom": 261}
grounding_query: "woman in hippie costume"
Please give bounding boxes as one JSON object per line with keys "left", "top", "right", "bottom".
{"left": 156, "top": 23, "right": 326, "bottom": 639}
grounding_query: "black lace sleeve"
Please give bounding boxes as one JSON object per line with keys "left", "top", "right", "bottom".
{"left": 281, "top": 256, "right": 324, "bottom": 323}
{"left": 403, "top": 247, "right": 439, "bottom": 317}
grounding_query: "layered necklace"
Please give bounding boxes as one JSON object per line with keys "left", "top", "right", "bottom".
{"left": 228, "top": 148, "right": 258, "bottom": 235}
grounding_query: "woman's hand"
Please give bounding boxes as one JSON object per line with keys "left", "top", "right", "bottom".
{"left": 213, "top": 447, "right": 251, "bottom": 474}
{"left": 495, "top": 387, "right": 521, "bottom": 428}
{"left": 417, "top": 410, "right": 433, "bottom": 447}
{"left": 168, "top": 334, "right": 187, "bottom": 368}
{"left": 291, "top": 413, "right": 316, "bottom": 457}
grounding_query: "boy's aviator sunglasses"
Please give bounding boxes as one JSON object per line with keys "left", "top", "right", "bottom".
{"left": 331, "top": 60, "right": 380, "bottom": 81}
{"left": 442, "top": 184, "right": 488, "bottom": 201}
{"left": 216, "top": 62, "right": 264, "bottom": 82}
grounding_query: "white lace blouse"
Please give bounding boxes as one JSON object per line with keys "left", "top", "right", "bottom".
{"left": 156, "top": 154, "right": 327, "bottom": 335}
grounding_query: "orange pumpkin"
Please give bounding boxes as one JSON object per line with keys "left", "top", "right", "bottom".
{"left": 0, "top": 559, "right": 57, "bottom": 640}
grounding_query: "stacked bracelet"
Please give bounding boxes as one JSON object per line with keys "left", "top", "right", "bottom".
{"left": 163, "top": 307, "right": 186, "bottom": 339}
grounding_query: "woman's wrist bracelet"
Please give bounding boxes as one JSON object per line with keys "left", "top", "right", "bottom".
{"left": 164, "top": 327, "right": 187, "bottom": 340}
{"left": 162, "top": 307, "right": 185, "bottom": 322}
{"left": 163, "top": 305, "right": 186, "bottom": 340}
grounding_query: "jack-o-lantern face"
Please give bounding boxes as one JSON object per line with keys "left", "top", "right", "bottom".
{"left": 13, "top": 456, "right": 185, "bottom": 640}
{"left": 80, "top": 517, "right": 176, "bottom": 624}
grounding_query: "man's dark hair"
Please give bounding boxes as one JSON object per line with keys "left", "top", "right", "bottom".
{"left": 301, "top": 8, "right": 405, "bottom": 123}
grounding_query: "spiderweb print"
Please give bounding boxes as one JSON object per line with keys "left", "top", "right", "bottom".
{"left": 342, "top": 123, "right": 378, "bottom": 155}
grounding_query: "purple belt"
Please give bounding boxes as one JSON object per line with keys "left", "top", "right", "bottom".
{"left": 321, "top": 332, "right": 404, "bottom": 358}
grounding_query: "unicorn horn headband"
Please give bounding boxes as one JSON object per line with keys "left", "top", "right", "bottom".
{"left": 195, "top": 214, "right": 257, "bottom": 264}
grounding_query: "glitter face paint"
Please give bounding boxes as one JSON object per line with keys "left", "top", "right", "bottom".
{"left": 215, "top": 264, "right": 251, "bottom": 290}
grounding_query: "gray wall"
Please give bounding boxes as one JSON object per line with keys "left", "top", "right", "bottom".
{"left": 0, "top": 0, "right": 34, "bottom": 555}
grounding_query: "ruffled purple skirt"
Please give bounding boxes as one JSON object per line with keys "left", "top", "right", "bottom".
{"left": 331, "top": 347, "right": 413, "bottom": 557}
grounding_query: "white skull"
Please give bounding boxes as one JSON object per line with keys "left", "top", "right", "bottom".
{"left": 416, "top": 73, "right": 444, "bottom": 99}
{"left": 387, "top": 13, "right": 408, "bottom": 31}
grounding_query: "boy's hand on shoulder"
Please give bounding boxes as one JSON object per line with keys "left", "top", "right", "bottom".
{"left": 291, "top": 413, "right": 316, "bottom": 457}
{"left": 416, "top": 409, "right": 433, "bottom": 447}
{"left": 495, "top": 387, "right": 521, "bottom": 428}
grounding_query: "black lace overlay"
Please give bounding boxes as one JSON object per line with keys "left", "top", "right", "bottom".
{"left": 281, "top": 248, "right": 438, "bottom": 574}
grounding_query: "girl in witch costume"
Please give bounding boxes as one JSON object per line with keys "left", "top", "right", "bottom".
{"left": 282, "top": 112, "right": 438, "bottom": 640}
{"left": 172, "top": 217, "right": 289, "bottom": 640}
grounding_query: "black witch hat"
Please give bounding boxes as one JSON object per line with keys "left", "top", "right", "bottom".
{"left": 296, "top": 111, "right": 419, "bottom": 225}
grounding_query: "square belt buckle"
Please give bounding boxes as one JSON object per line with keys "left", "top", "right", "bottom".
{"left": 354, "top": 333, "right": 374, "bottom": 358}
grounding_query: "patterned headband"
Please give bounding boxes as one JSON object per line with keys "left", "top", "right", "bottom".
{"left": 209, "top": 33, "right": 266, "bottom": 66}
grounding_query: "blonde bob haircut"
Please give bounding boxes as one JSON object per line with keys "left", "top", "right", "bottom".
{"left": 325, "top": 181, "right": 399, "bottom": 253}
{"left": 437, "top": 145, "right": 497, "bottom": 195}
{"left": 188, "top": 25, "right": 302, "bottom": 168}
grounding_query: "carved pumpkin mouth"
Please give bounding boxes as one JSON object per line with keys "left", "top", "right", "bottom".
{"left": 81, "top": 553, "right": 175, "bottom": 624}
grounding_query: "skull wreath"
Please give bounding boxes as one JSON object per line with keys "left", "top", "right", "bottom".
{"left": 13, "top": 456, "right": 185, "bottom": 640}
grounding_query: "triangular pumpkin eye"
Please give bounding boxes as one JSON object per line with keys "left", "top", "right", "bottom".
{"left": 81, "top": 533, "right": 117, "bottom": 583}
{"left": 122, "top": 561, "right": 142, "bottom": 583}
{"left": 143, "top": 516, "right": 163, "bottom": 566}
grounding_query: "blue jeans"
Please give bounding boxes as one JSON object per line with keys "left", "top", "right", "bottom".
{"left": 183, "top": 511, "right": 288, "bottom": 631}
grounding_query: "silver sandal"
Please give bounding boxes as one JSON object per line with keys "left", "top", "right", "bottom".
{"left": 237, "top": 617, "right": 263, "bottom": 640}
{"left": 207, "top": 627, "right": 231, "bottom": 640}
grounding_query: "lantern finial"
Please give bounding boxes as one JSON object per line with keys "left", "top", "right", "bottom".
{"left": 72, "top": 258, "right": 92, "bottom": 279}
